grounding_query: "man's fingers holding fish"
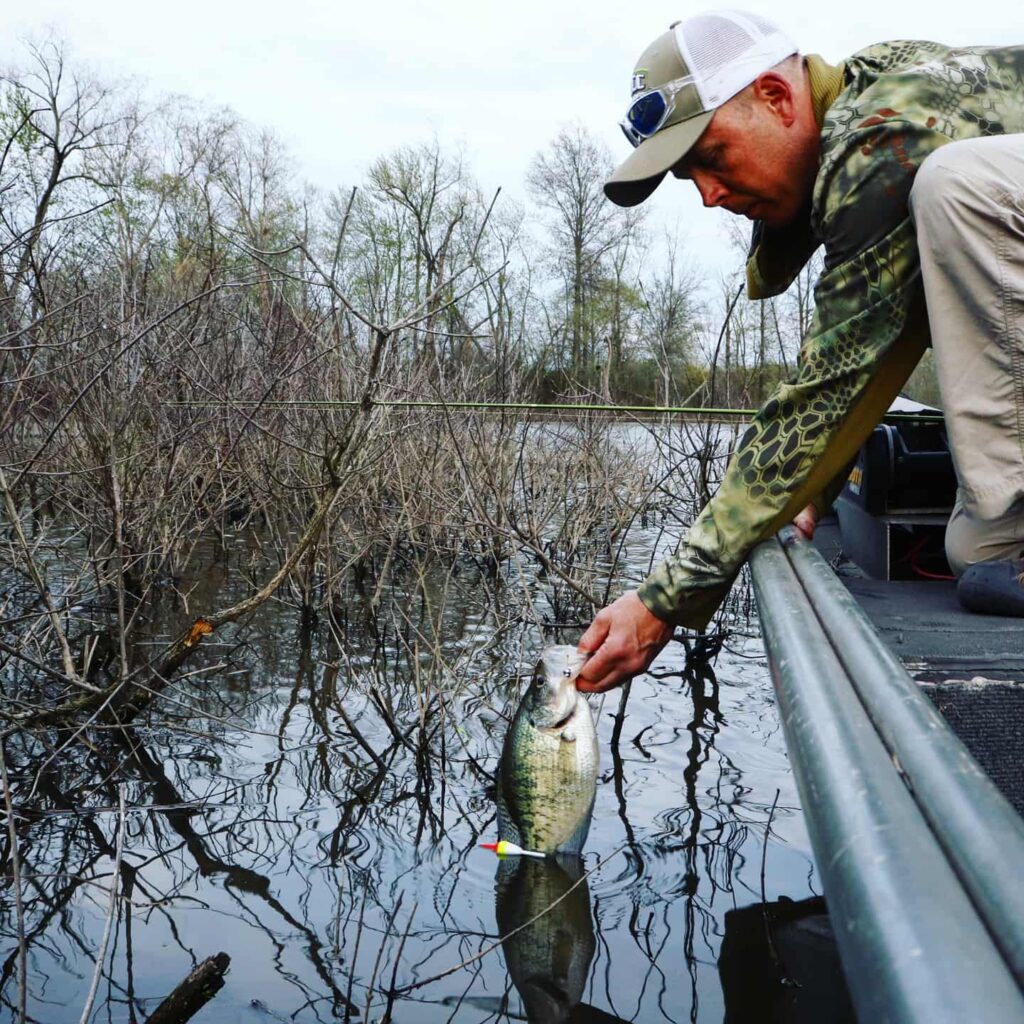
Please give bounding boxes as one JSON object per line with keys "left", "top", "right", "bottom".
{"left": 576, "top": 590, "right": 674, "bottom": 692}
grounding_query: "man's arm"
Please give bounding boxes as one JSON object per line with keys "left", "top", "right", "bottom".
{"left": 578, "top": 118, "right": 948, "bottom": 688}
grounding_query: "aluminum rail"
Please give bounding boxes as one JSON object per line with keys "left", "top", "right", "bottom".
{"left": 749, "top": 533, "right": 1024, "bottom": 1023}
{"left": 779, "top": 526, "right": 1024, "bottom": 983}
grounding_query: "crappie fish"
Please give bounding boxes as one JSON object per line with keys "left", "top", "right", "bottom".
{"left": 496, "top": 645, "right": 598, "bottom": 856}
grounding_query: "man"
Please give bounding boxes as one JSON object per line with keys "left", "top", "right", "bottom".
{"left": 576, "top": 11, "right": 1024, "bottom": 692}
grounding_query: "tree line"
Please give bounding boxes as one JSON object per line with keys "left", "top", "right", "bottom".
{"left": 0, "top": 39, "right": 824, "bottom": 417}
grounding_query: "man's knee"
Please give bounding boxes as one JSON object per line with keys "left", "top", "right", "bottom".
{"left": 910, "top": 147, "right": 955, "bottom": 212}
{"left": 945, "top": 495, "right": 1024, "bottom": 577}
{"left": 911, "top": 135, "right": 1024, "bottom": 222}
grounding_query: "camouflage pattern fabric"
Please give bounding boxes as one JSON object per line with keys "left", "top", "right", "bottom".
{"left": 638, "top": 40, "right": 1024, "bottom": 629}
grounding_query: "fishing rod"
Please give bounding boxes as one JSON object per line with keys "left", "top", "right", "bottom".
{"left": 166, "top": 399, "right": 755, "bottom": 416}
{"left": 164, "top": 398, "right": 943, "bottom": 422}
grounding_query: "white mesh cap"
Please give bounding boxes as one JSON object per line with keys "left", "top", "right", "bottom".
{"left": 674, "top": 10, "right": 798, "bottom": 109}
{"left": 605, "top": 9, "right": 800, "bottom": 206}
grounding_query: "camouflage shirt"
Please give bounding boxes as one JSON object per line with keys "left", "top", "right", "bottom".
{"left": 638, "top": 40, "right": 1024, "bottom": 629}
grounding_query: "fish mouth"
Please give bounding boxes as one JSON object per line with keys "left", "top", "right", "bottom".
{"left": 550, "top": 708, "right": 575, "bottom": 731}
{"left": 532, "top": 700, "right": 577, "bottom": 733}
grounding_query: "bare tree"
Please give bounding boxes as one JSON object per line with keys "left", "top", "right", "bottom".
{"left": 641, "top": 230, "right": 701, "bottom": 405}
{"left": 527, "top": 124, "right": 639, "bottom": 385}
{"left": 0, "top": 39, "right": 121, "bottom": 332}
{"left": 366, "top": 140, "right": 470, "bottom": 364}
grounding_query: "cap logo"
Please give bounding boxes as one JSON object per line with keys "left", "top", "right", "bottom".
{"left": 631, "top": 69, "right": 647, "bottom": 95}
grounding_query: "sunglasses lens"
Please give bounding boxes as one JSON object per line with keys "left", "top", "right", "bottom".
{"left": 627, "top": 91, "right": 667, "bottom": 137}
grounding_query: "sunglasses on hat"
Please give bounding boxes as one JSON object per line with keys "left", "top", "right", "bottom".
{"left": 620, "top": 73, "right": 700, "bottom": 148}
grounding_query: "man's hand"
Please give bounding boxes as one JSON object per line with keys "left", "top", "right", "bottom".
{"left": 793, "top": 503, "right": 819, "bottom": 539}
{"left": 576, "top": 590, "right": 674, "bottom": 693}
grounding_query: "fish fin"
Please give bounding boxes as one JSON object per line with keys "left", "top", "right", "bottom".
{"left": 555, "top": 794, "right": 595, "bottom": 856}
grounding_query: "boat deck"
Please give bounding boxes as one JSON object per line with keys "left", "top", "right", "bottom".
{"left": 814, "top": 518, "right": 1024, "bottom": 683}
{"left": 814, "top": 517, "right": 1024, "bottom": 817}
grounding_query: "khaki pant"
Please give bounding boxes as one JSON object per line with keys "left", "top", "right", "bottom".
{"left": 909, "top": 134, "right": 1024, "bottom": 576}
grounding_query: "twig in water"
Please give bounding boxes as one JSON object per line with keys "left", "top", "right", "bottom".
{"left": 79, "top": 784, "right": 126, "bottom": 1024}
{"left": 610, "top": 680, "right": 631, "bottom": 751}
{"left": 0, "top": 742, "right": 27, "bottom": 1023}
{"left": 382, "top": 900, "right": 419, "bottom": 1021}
{"left": 342, "top": 883, "right": 369, "bottom": 1023}
{"left": 760, "top": 788, "right": 784, "bottom": 973}
{"left": 144, "top": 952, "right": 231, "bottom": 1024}
{"left": 364, "top": 892, "right": 404, "bottom": 1022}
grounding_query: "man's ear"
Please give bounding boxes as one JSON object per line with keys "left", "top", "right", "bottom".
{"left": 752, "top": 71, "right": 796, "bottom": 126}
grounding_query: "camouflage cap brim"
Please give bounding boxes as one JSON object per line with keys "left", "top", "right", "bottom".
{"left": 604, "top": 111, "right": 714, "bottom": 207}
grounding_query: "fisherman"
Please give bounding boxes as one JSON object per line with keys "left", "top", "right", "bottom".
{"left": 577, "top": 11, "right": 1024, "bottom": 692}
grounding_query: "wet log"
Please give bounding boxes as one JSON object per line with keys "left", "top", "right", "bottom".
{"left": 145, "top": 952, "right": 230, "bottom": 1024}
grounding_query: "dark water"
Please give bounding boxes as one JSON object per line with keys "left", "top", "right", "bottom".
{"left": 1, "top": 426, "right": 824, "bottom": 1023}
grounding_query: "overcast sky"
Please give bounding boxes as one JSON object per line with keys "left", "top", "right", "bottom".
{"left": 4, "top": 2, "right": 1021, "bottom": 283}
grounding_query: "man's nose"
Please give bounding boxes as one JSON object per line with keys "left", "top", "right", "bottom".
{"left": 692, "top": 170, "right": 728, "bottom": 208}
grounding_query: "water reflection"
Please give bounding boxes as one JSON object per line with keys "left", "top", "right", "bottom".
{"left": 495, "top": 855, "right": 595, "bottom": 1023}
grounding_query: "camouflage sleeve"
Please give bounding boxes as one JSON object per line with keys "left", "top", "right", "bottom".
{"left": 637, "top": 118, "right": 948, "bottom": 629}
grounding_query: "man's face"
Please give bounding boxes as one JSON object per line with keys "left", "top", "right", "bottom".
{"left": 670, "top": 85, "right": 818, "bottom": 228}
